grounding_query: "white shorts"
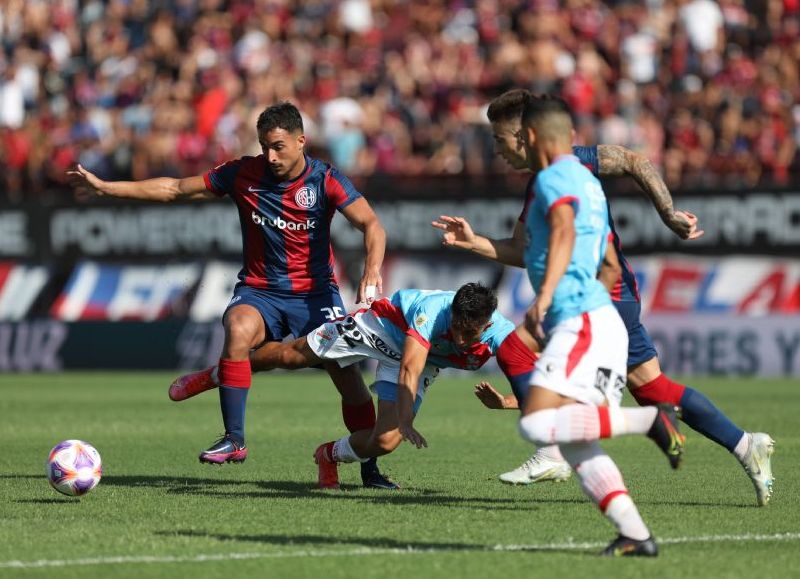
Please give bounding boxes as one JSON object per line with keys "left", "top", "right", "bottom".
{"left": 530, "top": 304, "right": 628, "bottom": 406}
{"left": 306, "top": 310, "right": 439, "bottom": 407}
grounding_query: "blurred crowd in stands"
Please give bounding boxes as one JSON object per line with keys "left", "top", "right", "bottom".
{"left": 0, "top": 0, "right": 798, "bottom": 201}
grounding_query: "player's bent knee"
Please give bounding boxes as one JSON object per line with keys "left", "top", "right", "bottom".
{"left": 518, "top": 409, "right": 557, "bottom": 446}
{"left": 225, "top": 316, "right": 263, "bottom": 353}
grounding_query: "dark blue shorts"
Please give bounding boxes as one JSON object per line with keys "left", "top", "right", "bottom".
{"left": 225, "top": 284, "right": 346, "bottom": 342}
{"left": 613, "top": 300, "right": 658, "bottom": 368}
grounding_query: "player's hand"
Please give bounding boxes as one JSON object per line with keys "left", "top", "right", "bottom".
{"left": 663, "top": 209, "right": 705, "bottom": 240}
{"left": 399, "top": 421, "right": 428, "bottom": 449}
{"left": 474, "top": 381, "right": 508, "bottom": 409}
{"left": 357, "top": 267, "right": 382, "bottom": 305}
{"left": 431, "top": 215, "right": 477, "bottom": 251}
{"left": 65, "top": 164, "right": 105, "bottom": 201}
{"left": 525, "top": 292, "right": 551, "bottom": 341}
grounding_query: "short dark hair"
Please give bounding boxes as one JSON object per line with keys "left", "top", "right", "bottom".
{"left": 520, "top": 94, "right": 572, "bottom": 129}
{"left": 487, "top": 89, "right": 531, "bottom": 124}
{"left": 256, "top": 102, "right": 304, "bottom": 135}
{"left": 452, "top": 282, "right": 497, "bottom": 327}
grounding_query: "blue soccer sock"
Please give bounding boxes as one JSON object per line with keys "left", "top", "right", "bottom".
{"left": 217, "top": 359, "right": 252, "bottom": 446}
{"left": 219, "top": 386, "right": 249, "bottom": 445}
{"left": 680, "top": 386, "right": 745, "bottom": 452}
{"left": 630, "top": 374, "right": 745, "bottom": 453}
{"left": 219, "top": 386, "right": 250, "bottom": 444}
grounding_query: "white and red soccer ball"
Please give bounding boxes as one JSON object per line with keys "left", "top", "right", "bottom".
{"left": 46, "top": 440, "right": 102, "bottom": 496}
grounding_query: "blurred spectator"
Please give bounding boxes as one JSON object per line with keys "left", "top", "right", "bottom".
{"left": 0, "top": 0, "right": 798, "bottom": 202}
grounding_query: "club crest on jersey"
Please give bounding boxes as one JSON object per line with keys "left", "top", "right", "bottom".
{"left": 295, "top": 187, "right": 317, "bottom": 209}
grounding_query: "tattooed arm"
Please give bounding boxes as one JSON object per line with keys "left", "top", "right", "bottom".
{"left": 596, "top": 145, "right": 703, "bottom": 240}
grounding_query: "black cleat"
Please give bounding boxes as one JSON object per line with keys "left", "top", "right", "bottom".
{"left": 360, "top": 458, "right": 400, "bottom": 490}
{"left": 646, "top": 404, "right": 685, "bottom": 469}
{"left": 199, "top": 434, "right": 248, "bottom": 464}
{"left": 601, "top": 535, "right": 658, "bottom": 557}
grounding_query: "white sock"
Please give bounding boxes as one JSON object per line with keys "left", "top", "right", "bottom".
{"left": 559, "top": 442, "right": 650, "bottom": 541}
{"left": 733, "top": 433, "right": 751, "bottom": 461}
{"left": 519, "top": 405, "right": 658, "bottom": 446}
{"left": 604, "top": 494, "right": 651, "bottom": 541}
{"left": 608, "top": 406, "right": 658, "bottom": 436}
{"left": 332, "top": 436, "right": 367, "bottom": 463}
{"left": 536, "top": 444, "right": 565, "bottom": 462}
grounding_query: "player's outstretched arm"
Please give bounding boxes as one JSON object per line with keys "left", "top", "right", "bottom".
{"left": 397, "top": 336, "right": 429, "bottom": 449}
{"left": 474, "top": 381, "right": 519, "bottom": 409}
{"left": 596, "top": 145, "right": 704, "bottom": 240}
{"left": 432, "top": 215, "right": 525, "bottom": 267}
{"left": 341, "top": 198, "right": 386, "bottom": 304}
{"left": 66, "top": 164, "right": 215, "bottom": 203}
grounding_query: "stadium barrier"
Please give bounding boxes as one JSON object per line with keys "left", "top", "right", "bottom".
{"left": 1, "top": 315, "right": 797, "bottom": 376}
{"left": 1, "top": 188, "right": 798, "bottom": 374}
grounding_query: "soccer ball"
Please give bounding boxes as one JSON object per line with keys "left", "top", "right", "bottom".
{"left": 46, "top": 440, "right": 102, "bottom": 496}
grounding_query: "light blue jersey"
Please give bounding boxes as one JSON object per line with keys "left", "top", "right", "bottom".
{"left": 371, "top": 289, "right": 515, "bottom": 370}
{"left": 523, "top": 154, "right": 611, "bottom": 328}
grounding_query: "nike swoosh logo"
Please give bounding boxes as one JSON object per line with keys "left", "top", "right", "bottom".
{"left": 248, "top": 186, "right": 271, "bottom": 192}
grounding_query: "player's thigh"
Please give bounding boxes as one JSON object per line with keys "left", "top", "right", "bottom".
{"left": 613, "top": 300, "right": 660, "bottom": 385}
{"left": 530, "top": 305, "right": 628, "bottom": 406}
{"left": 222, "top": 305, "right": 267, "bottom": 354}
{"left": 223, "top": 286, "right": 284, "bottom": 345}
{"left": 522, "top": 386, "right": 579, "bottom": 414}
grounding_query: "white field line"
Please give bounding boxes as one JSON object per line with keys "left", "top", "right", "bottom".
{"left": 2, "top": 532, "right": 799, "bottom": 569}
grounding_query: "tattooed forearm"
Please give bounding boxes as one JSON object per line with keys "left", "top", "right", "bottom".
{"left": 597, "top": 144, "right": 673, "bottom": 216}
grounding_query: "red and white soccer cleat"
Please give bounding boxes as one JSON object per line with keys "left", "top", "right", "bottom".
{"left": 168, "top": 367, "right": 218, "bottom": 401}
{"left": 314, "top": 442, "right": 340, "bottom": 489}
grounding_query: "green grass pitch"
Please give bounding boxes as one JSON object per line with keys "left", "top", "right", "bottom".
{"left": 0, "top": 372, "right": 798, "bottom": 578}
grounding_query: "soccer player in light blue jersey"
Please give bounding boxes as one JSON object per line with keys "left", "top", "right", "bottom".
{"left": 240, "top": 282, "right": 532, "bottom": 489}
{"left": 513, "top": 95, "right": 686, "bottom": 557}
{"left": 435, "top": 89, "right": 774, "bottom": 508}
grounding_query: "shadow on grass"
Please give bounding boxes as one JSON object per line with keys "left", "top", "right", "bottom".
{"left": 7, "top": 474, "right": 756, "bottom": 509}
{"left": 156, "top": 529, "right": 594, "bottom": 557}
{"left": 99, "top": 474, "right": 581, "bottom": 511}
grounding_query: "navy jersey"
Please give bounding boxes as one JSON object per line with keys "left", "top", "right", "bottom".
{"left": 517, "top": 145, "right": 640, "bottom": 303}
{"left": 203, "top": 155, "right": 361, "bottom": 293}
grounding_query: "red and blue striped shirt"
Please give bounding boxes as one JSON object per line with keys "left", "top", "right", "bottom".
{"left": 204, "top": 155, "right": 361, "bottom": 293}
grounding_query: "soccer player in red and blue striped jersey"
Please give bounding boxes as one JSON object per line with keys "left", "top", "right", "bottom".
{"left": 67, "top": 102, "right": 396, "bottom": 488}
{"left": 432, "top": 90, "right": 774, "bottom": 507}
